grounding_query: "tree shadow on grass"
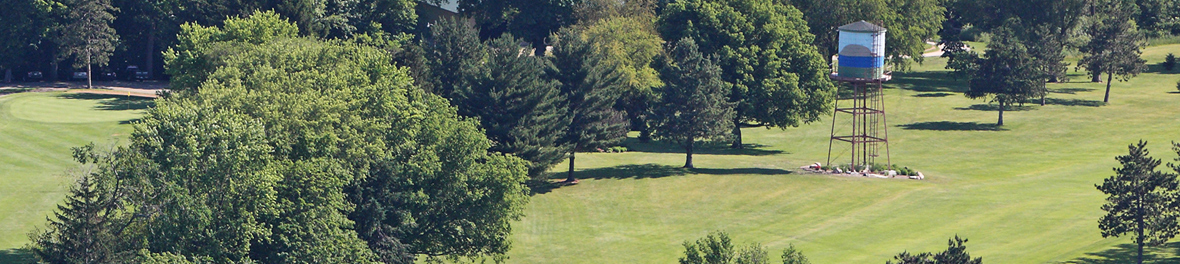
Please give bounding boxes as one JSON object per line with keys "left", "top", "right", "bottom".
{"left": 1050, "top": 88, "right": 1097, "bottom": 94}
{"left": 58, "top": 93, "right": 154, "bottom": 111}
{"left": 1064, "top": 242, "right": 1180, "bottom": 264}
{"left": 621, "top": 138, "right": 784, "bottom": 156}
{"left": 913, "top": 92, "right": 955, "bottom": 98}
{"left": 530, "top": 164, "right": 793, "bottom": 195}
{"left": 953, "top": 104, "right": 1036, "bottom": 112}
{"left": 0, "top": 248, "right": 36, "bottom": 264}
{"left": 888, "top": 71, "right": 969, "bottom": 93}
{"left": 897, "top": 121, "right": 1007, "bottom": 131}
{"left": 1041, "top": 98, "right": 1105, "bottom": 107}
{"left": 0, "top": 88, "right": 32, "bottom": 96}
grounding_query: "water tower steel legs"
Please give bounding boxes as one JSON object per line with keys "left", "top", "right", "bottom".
{"left": 826, "top": 80, "right": 891, "bottom": 172}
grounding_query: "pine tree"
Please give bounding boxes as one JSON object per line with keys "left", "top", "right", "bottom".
{"left": 58, "top": 0, "right": 118, "bottom": 89}
{"left": 1096, "top": 140, "right": 1180, "bottom": 264}
{"left": 1078, "top": 0, "right": 1148, "bottom": 103}
{"left": 30, "top": 168, "right": 122, "bottom": 264}
{"left": 425, "top": 17, "right": 486, "bottom": 99}
{"left": 460, "top": 34, "right": 570, "bottom": 178}
{"left": 652, "top": 38, "right": 735, "bottom": 169}
{"left": 549, "top": 27, "right": 628, "bottom": 183}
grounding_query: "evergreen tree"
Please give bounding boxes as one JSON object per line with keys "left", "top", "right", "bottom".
{"left": 886, "top": 235, "right": 982, "bottom": 264}
{"left": 461, "top": 35, "right": 570, "bottom": 178}
{"left": 652, "top": 38, "right": 735, "bottom": 169}
{"left": 965, "top": 24, "right": 1044, "bottom": 126}
{"left": 29, "top": 147, "right": 124, "bottom": 264}
{"left": 550, "top": 27, "right": 628, "bottom": 183}
{"left": 425, "top": 17, "right": 486, "bottom": 99}
{"left": 1078, "top": 0, "right": 1148, "bottom": 103}
{"left": 1096, "top": 140, "right": 1180, "bottom": 264}
{"left": 58, "top": 0, "right": 118, "bottom": 89}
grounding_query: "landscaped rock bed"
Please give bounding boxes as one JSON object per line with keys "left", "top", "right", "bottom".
{"left": 799, "top": 163, "right": 924, "bottom": 180}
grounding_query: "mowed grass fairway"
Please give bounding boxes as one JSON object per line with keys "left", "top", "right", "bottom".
{"left": 0, "top": 92, "right": 148, "bottom": 261}
{"left": 512, "top": 44, "right": 1180, "bottom": 264}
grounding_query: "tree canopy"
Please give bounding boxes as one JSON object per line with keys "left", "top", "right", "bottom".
{"left": 658, "top": 0, "right": 835, "bottom": 148}
{"left": 789, "top": 0, "right": 944, "bottom": 70}
{"left": 964, "top": 24, "right": 1045, "bottom": 126}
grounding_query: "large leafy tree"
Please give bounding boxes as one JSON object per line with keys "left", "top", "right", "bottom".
{"left": 658, "top": 0, "right": 834, "bottom": 148}
{"left": 1097, "top": 141, "right": 1180, "bottom": 264}
{"left": 550, "top": 27, "right": 628, "bottom": 183}
{"left": 0, "top": 0, "right": 59, "bottom": 77}
{"left": 652, "top": 38, "right": 735, "bottom": 169}
{"left": 38, "top": 12, "right": 532, "bottom": 263}
{"left": 163, "top": 10, "right": 300, "bottom": 92}
{"left": 58, "top": 0, "right": 118, "bottom": 89}
{"left": 1078, "top": 0, "right": 1148, "bottom": 104}
{"left": 789, "top": 0, "right": 944, "bottom": 70}
{"left": 964, "top": 25, "right": 1044, "bottom": 126}
{"left": 579, "top": 11, "right": 664, "bottom": 142}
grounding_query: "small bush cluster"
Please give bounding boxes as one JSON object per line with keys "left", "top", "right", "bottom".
{"left": 598, "top": 146, "right": 629, "bottom": 153}
{"left": 816, "top": 163, "right": 919, "bottom": 176}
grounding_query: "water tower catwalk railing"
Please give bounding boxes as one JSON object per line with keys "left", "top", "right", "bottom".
{"left": 827, "top": 76, "right": 891, "bottom": 172}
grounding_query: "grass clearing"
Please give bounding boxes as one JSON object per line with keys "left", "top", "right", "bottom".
{"left": 511, "top": 44, "right": 1180, "bottom": 263}
{"left": 0, "top": 92, "right": 148, "bottom": 262}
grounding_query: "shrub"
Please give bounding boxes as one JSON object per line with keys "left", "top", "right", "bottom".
{"left": 1165, "top": 53, "right": 1176, "bottom": 71}
{"left": 608, "top": 146, "right": 629, "bottom": 153}
{"left": 1176, "top": 79, "right": 1180, "bottom": 92}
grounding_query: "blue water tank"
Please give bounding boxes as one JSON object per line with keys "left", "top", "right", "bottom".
{"left": 836, "top": 21, "right": 886, "bottom": 80}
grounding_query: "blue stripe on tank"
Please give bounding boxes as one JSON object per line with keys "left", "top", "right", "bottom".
{"left": 838, "top": 55, "right": 884, "bottom": 68}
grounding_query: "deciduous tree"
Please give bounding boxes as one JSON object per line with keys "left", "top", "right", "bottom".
{"left": 964, "top": 24, "right": 1044, "bottom": 126}
{"left": 658, "top": 0, "right": 834, "bottom": 148}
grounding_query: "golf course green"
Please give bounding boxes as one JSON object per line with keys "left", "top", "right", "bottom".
{"left": 1, "top": 45, "right": 1178, "bottom": 263}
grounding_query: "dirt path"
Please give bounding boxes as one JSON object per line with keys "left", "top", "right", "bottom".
{"left": 1, "top": 81, "right": 166, "bottom": 98}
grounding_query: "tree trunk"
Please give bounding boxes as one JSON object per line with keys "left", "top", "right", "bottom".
{"left": 1103, "top": 72, "right": 1113, "bottom": 103}
{"left": 145, "top": 30, "right": 155, "bottom": 80}
{"left": 1137, "top": 193, "right": 1145, "bottom": 264}
{"left": 684, "top": 138, "right": 694, "bottom": 169}
{"left": 4, "top": 69, "right": 11, "bottom": 83}
{"left": 50, "top": 61, "right": 58, "bottom": 81}
{"left": 997, "top": 99, "right": 1005, "bottom": 126}
{"left": 730, "top": 119, "right": 743, "bottom": 149}
{"left": 86, "top": 52, "right": 93, "bottom": 89}
{"left": 565, "top": 152, "right": 577, "bottom": 183}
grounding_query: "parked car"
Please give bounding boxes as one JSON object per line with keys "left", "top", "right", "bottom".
{"left": 71, "top": 71, "right": 88, "bottom": 81}
{"left": 99, "top": 71, "right": 117, "bottom": 81}
{"left": 124, "top": 65, "right": 150, "bottom": 81}
{"left": 24, "top": 71, "right": 43, "bottom": 82}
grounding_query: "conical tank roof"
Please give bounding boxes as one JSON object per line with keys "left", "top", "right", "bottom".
{"left": 838, "top": 20, "right": 886, "bottom": 33}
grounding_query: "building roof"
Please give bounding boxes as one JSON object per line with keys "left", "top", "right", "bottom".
{"left": 838, "top": 20, "right": 886, "bottom": 32}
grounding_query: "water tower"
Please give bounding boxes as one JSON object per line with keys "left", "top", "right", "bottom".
{"left": 828, "top": 20, "right": 891, "bottom": 171}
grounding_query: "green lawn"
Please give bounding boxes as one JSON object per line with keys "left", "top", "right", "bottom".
{"left": 0, "top": 45, "right": 1177, "bottom": 264}
{"left": 511, "top": 44, "right": 1180, "bottom": 264}
{"left": 0, "top": 92, "right": 147, "bottom": 262}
